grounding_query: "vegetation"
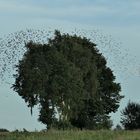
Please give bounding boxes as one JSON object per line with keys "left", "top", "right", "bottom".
{"left": 121, "top": 101, "right": 140, "bottom": 130}
{"left": 0, "top": 129, "right": 9, "bottom": 132}
{"left": 0, "top": 130, "right": 140, "bottom": 140}
{"left": 12, "top": 30, "right": 123, "bottom": 130}
{"left": 114, "top": 124, "right": 122, "bottom": 131}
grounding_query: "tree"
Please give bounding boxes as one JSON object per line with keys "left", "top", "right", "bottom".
{"left": 114, "top": 124, "right": 122, "bottom": 131}
{"left": 121, "top": 101, "right": 140, "bottom": 130}
{"left": 12, "top": 30, "right": 123, "bottom": 130}
{"left": 0, "top": 128, "right": 9, "bottom": 132}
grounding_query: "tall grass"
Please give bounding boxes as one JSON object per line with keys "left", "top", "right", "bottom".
{"left": 0, "top": 130, "right": 140, "bottom": 140}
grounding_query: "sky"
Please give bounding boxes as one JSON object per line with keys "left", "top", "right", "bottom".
{"left": 0, "top": 0, "right": 140, "bottom": 131}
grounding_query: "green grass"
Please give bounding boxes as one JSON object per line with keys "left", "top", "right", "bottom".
{"left": 0, "top": 130, "right": 140, "bottom": 140}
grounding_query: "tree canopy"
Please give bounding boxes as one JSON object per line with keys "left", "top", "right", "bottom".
{"left": 121, "top": 101, "right": 140, "bottom": 130}
{"left": 12, "top": 30, "right": 123, "bottom": 130}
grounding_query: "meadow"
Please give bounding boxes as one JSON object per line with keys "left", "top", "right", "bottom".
{"left": 0, "top": 130, "right": 140, "bottom": 140}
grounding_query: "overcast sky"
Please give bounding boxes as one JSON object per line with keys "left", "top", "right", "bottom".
{"left": 0, "top": 0, "right": 140, "bottom": 131}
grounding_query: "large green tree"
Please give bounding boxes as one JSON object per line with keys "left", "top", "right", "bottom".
{"left": 12, "top": 30, "right": 123, "bottom": 129}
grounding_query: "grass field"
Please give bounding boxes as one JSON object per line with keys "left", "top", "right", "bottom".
{"left": 0, "top": 130, "right": 140, "bottom": 140}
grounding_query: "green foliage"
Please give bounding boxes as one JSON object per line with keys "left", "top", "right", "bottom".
{"left": 12, "top": 30, "right": 123, "bottom": 130}
{"left": 121, "top": 101, "right": 140, "bottom": 130}
{"left": 0, "top": 129, "right": 9, "bottom": 132}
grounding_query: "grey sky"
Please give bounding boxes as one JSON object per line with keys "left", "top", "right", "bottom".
{"left": 0, "top": 0, "right": 140, "bottom": 131}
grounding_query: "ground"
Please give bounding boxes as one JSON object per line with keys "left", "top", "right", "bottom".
{"left": 0, "top": 130, "right": 140, "bottom": 140}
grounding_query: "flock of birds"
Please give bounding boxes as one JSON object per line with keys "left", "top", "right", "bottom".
{"left": 0, "top": 29, "right": 54, "bottom": 84}
{"left": 0, "top": 28, "right": 139, "bottom": 85}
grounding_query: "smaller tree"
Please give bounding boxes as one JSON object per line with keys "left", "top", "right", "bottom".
{"left": 0, "top": 128, "right": 9, "bottom": 132}
{"left": 121, "top": 101, "right": 140, "bottom": 130}
{"left": 114, "top": 124, "right": 122, "bottom": 131}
